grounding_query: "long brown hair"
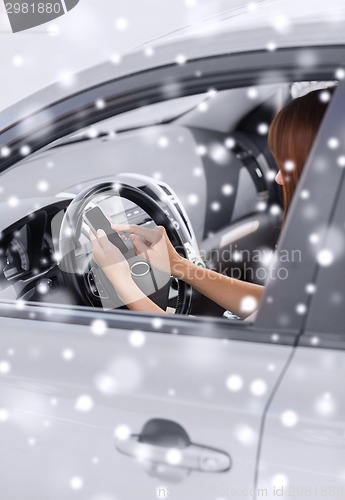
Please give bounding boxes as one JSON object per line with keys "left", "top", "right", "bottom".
{"left": 268, "top": 87, "right": 335, "bottom": 219}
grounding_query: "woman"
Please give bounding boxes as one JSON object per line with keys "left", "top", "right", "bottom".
{"left": 90, "top": 86, "right": 335, "bottom": 318}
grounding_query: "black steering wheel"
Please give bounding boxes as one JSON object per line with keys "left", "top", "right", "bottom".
{"left": 58, "top": 182, "right": 192, "bottom": 315}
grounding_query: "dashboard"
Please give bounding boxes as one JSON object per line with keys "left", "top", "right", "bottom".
{"left": 0, "top": 175, "right": 201, "bottom": 309}
{"left": 0, "top": 200, "right": 69, "bottom": 302}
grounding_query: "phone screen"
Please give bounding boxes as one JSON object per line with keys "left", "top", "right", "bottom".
{"left": 84, "top": 206, "right": 128, "bottom": 254}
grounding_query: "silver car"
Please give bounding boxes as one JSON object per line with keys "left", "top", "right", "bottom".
{"left": 0, "top": 12, "right": 344, "bottom": 500}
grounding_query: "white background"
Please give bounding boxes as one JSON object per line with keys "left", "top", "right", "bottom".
{"left": 0, "top": 0, "right": 344, "bottom": 111}
{"left": 0, "top": 0, "right": 248, "bottom": 111}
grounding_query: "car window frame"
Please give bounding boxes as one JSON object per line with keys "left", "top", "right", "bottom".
{"left": 0, "top": 46, "right": 345, "bottom": 342}
{"left": 256, "top": 80, "right": 345, "bottom": 335}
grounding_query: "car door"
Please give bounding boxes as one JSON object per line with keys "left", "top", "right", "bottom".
{"left": 0, "top": 41, "right": 343, "bottom": 500}
{"left": 0, "top": 306, "right": 296, "bottom": 500}
{"left": 256, "top": 81, "right": 345, "bottom": 499}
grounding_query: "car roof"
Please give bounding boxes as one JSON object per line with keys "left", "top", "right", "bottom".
{"left": 1, "top": 17, "right": 345, "bottom": 132}
{"left": 139, "top": 0, "right": 345, "bottom": 49}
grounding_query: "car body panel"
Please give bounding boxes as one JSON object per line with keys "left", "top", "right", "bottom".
{"left": 257, "top": 346, "right": 345, "bottom": 500}
{"left": 0, "top": 315, "right": 293, "bottom": 499}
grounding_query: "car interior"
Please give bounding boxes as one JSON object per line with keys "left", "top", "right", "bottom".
{"left": 0, "top": 80, "right": 334, "bottom": 319}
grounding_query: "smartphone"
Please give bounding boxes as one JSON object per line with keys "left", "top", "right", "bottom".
{"left": 83, "top": 206, "right": 128, "bottom": 254}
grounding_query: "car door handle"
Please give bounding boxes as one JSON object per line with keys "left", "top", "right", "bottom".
{"left": 116, "top": 435, "right": 231, "bottom": 472}
{"left": 115, "top": 418, "right": 231, "bottom": 479}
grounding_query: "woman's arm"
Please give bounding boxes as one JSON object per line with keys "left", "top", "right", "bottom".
{"left": 109, "top": 276, "right": 165, "bottom": 314}
{"left": 115, "top": 224, "right": 264, "bottom": 318}
{"left": 172, "top": 257, "right": 264, "bottom": 318}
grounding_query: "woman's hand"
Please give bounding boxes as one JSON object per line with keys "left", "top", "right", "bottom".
{"left": 112, "top": 224, "right": 183, "bottom": 276}
{"left": 89, "top": 227, "right": 166, "bottom": 314}
{"left": 89, "top": 229, "right": 131, "bottom": 284}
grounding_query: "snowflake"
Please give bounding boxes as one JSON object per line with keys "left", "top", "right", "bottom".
{"left": 337, "top": 155, "right": 345, "bottom": 168}
{"left": 166, "top": 449, "right": 182, "bottom": 465}
{"left": 0, "top": 361, "right": 11, "bottom": 374}
{"left": 20, "top": 145, "right": 31, "bottom": 156}
{"left": 305, "top": 283, "right": 317, "bottom": 294}
{"left": 235, "top": 424, "right": 256, "bottom": 445}
{"left": 70, "top": 477, "right": 83, "bottom": 491}
{"left": 1, "top": 146, "right": 11, "bottom": 157}
{"left": 209, "top": 143, "right": 230, "bottom": 165}
{"left": 197, "top": 101, "right": 209, "bottom": 113}
{"left": 272, "top": 473, "right": 289, "bottom": 488}
{"left": 319, "top": 91, "right": 331, "bottom": 103}
{"left": 224, "top": 137, "right": 236, "bottom": 149}
{"left": 284, "top": 160, "right": 295, "bottom": 172}
{"left": 270, "top": 204, "right": 282, "bottom": 216}
{"left": 193, "top": 166, "right": 203, "bottom": 177}
{"left": 75, "top": 395, "right": 94, "bottom": 412}
{"left": 309, "top": 233, "right": 320, "bottom": 245}
{"left": 158, "top": 136, "right": 169, "bottom": 148}
{"left": 62, "top": 348, "right": 75, "bottom": 361}
{"left": 144, "top": 47, "right": 154, "bottom": 57}
{"left": 12, "top": 55, "right": 24, "bottom": 67}
{"left": 328, "top": 137, "right": 339, "bottom": 149}
{"left": 211, "top": 201, "right": 221, "bottom": 212}
{"left": 296, "top": 303, "right": 307, "bottom": 315}
{"left": 250, "top": 379, "right": 267, "bottom": 397}
{"left": 281, "top": 410, "right": 298, "bottom": 427}
{"left": 317, "top": 249, "right": 334, "bottom": 267}
{"left": 175, "top": 54, "right": 187, "bottom": 65}
{"left": 28, "top": 437, "right": 36, "bottom": 447}
{"left": 152, "top": 317, "right": 163, "bottom": 329}
{"left": 91, "top": 319, "right": 108, "bottom": 336}
{"left": 257, "top": 123, "right": 269, "bottom": 135}
{"left": 114, "top": 424, "right": 131, "bottom": 441}
{"left": 129, "top": 330, "right": 146, "bottom": 348}
{"left": 315, "top": 393, "right": 336, "bottom": 416}
{"left": 110, "top": 53, "right": 122, "bottom": 65}
{"left": 335, "top": 68, "right": 345, "bottom": 80}
{"left": 222, "top": 184, "right": 234, "bottom": 196}
{"left": 187, "top": 193, "right": 199, "bottom": 206}
{"left": 226, "top": 374, "right": 243, "bottom": 392}
{"left": 195, "top": 144, "right": 207, "bottom": 156}
{"left": 58, "top": 71, "right": 76, "bottom": 87}
{"left": 48, "top": 24, "right": 60, "bottom": 36}
{"left": 300, "top": 189, "right": 311, "bottom": 201}
{"left": 247, "top": 2, "right": 258, "bottom": 13}
{"left": 37, "top": 180, "right": 49, "bottom": 192}
{"left": 94, "top": 374, "right": 118, "bottom": 395}
{"left": 115, "top": 17, "right": 129, "bottom": 31}
{"left": 247, "top": 87, "right": 258, "bottom": 99}
{"left": 87, "top": 127, "right": 98, "bottom": 139}
{"left": 0, "top": 409, "right": 9, "bottom": 422}
{"left": 185, "top": 0, "right": 197, "bottom": 7}
{"left": 266, "top": 41, "right": 277, "bottom": 52}
{"left": 95, "top": 99, "right": 106, "bottom": 110}
{"left": 271, "top": 14, "right": 291, "bottom": 34}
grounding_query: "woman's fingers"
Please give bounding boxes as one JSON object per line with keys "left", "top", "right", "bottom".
{"left": 131, "top": 234, "right": 149, "bottom": 258}
{"left": 112, "top": 223, "right": 156, "bottom": 242}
